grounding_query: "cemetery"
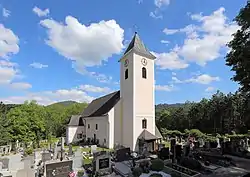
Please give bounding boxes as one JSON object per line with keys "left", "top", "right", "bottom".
{"left": 1, "top": 131, "right": 250, "bottom": 177}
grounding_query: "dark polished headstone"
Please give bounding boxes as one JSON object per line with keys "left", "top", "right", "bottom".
{"left": 158, "top": 147, "right": 169, "bottom": 160}
{"left": 116, "top": 148, "right": 130, "bottom": 162}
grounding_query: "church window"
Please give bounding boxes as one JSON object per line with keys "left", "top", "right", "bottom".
{"left": 104, "top": 139, "right": 106, "bottom": 143}
{"left": 96, "top": 124, "right": 98, "bottom": 130}
{"left": 125, "top": 69, "right": 128, "bottom": 80}
{"left": 142, "top": 119, "right": 147, "bottom": 129}
{"left": 142, "top": 67, "right": 147, "bottom": 79}
{"left": 88, "top": 124, "right": 90, "bottom": 129}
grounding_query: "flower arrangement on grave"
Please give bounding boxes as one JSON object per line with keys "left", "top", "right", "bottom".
{"left": 150, "top": 159, "right": 164, "bottom": 172}
{"left": 77, "top": 170, "right": 84, "bottom": 177}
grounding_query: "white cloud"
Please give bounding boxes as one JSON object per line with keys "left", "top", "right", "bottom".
{"left": 155, "top": 84, "right": 174, "bottom": 91}
{"left": 153, "top": 51, "right": 189, "bottom": 70}
{"left": 172, "top": 74, "right": 220, "bottom": 85}
{"left": 40, "top": 16, "right": 124, "bottom": 74}
{"left": 2, "top": 8, "right": 11, "bottom": 18}
{"left": 0, "top": 24, "right": 19, "bottom": 59}
{"left": 161, "top": 7, "right": 239, "bottom": 66}
{"left": 186, "top": 74, "right": 220, "bottom": 84}
{"left": 172, "top": 72, "right": 177, "bottom": 76}
{"left": 0, "top": 88, "right": 94, "bottom": 105}
{"left": 163, "top": 28, "right": 178, "bottom": 35}
{"left": 88, "top": 71, "right": 113, "bottom": 83}
{"left": 205, "top": 86, "right": 215, "bottom": 92}
{"left": 30, "top": 62, "right": 48, "bottom": 69}
{"left": 32, "top": 6, "right": 50, "bottom": 17}
{"left": 78, "top": 84, "right": 111, "bottom": 93}
{"left": 160, "top": 40, "right": 170, "bottom": 44}
{"left": 150, "top": 11, "right": 163, "bottom": 19}
{"left": 150, "top": 0, "right": 170, "bottom": 19}
{"left": 154, "top": 0, "right": 170, "bottom": 8}
{"left": 0, "top": 60, "right": 31, "bottom": 90}
{"left": 10, "top": 82, "right": 32, "bottom": 90}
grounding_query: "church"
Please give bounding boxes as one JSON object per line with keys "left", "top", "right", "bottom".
{"left": 66, "top": 32, "right": 162, "bottom": 152}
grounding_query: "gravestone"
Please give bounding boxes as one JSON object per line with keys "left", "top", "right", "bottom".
{"left": 158, "top": 147, "right": 169, "bottom": 160}
{"left": 53, "top": 142, "right": 58, "bottom": 160}
{"left": 93, "top": 151, "right": 111, "bottom": 175}
{"left": 0, "top": 158, "right": 9, "bottom": 170}
{"left": 42, "top": 152, "right": 52, "bottom": 162}
{"left": 57, "top": 150, "right": 65, "bottom": 160}
{"left": 216, "top": 138, "right": 221, "bottom": 148}
{"left": 45, "top": 160, "right": 73, "bottom": 177}
{"left": 91, "top": 145, "right": 97, "bottom": 154}
{"left": 72, "top": 149, "right": 83, "bottom": 169}
{"left": 116, "top": 148, "right": 130, "bottom": 162}
{"left": 0, "top": 162, "right": 2, "bottom": 170}
{"left": 68, "top": 144, "right": 73, "bottom": 156}
{"left": 198, "top": 138, "right": 204, "bottom": 147}
{"left": 16, "top": 160, "right": 35, "bottom": 177}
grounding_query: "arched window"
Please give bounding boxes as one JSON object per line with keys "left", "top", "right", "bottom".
{"left": 142, "top": 119, "right": 147, "bottom": 129}
{"left": 125, "top": 69, "right": 128, "bottom": 79}
{"left": 142, "top": 67, "right": 147, "bottom": 79}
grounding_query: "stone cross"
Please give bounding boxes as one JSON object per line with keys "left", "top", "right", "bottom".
{"left": 53, "top": 142, "right": 58, "bottom": 160}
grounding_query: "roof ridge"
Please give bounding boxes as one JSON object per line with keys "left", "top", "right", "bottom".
{"left": 123, "top": 32, "right": 156, "bottom": 59}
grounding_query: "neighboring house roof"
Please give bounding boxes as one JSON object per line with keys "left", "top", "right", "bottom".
{"left": 81, "top": 91, "right": 120, "bottom": 117}
{"left": 124, "top": 32, "right": 156, "bottom": 60}
{"left": 138, "top": 129, "right": 160, "bottom": 141}
{"left": 68, "top": 115, "right": 82, "bottom": 126}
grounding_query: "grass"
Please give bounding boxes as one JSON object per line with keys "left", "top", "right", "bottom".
{"left": 162, "top": 141, "right": 170, "bottom": 148}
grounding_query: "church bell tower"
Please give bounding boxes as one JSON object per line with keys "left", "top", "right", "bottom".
{"left": 119, "top": 32, "right": 157, "bottom": 151}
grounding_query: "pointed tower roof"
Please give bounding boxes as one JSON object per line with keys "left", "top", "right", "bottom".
{"left": 124, "top": 32, "right": 156, "bottom": 59}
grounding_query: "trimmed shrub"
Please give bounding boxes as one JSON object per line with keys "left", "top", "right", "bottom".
{"left": 150, "top": 159, "right": 164, "bottom": 172}
{"left": 150, "top": 173, "right": 163, "bottom": 177}
{"left": 132, "top": 167, "right": 143, "bottom": 177}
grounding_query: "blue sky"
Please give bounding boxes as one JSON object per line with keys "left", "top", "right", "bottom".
{"left": 0, "top": 0, "right": 247, "bottom": 105}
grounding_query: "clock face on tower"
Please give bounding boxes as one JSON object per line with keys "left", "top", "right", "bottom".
{"left": 141, "top": 58, "right": 147, "bottom": 66}
{"left": 124, "top": 59, "right": 129, "bottom": 67}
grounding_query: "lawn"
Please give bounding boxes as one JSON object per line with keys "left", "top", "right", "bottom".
{"left": 162, "top": 141, "right": 170, "bottom": 148}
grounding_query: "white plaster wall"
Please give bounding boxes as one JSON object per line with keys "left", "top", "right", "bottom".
{"left": 85, "top": 116, "right": 112, "bottom": 148}
{"left": 66, "top": 126, "right": 85, "bottom": 144}
{"left": 133, "top": 53, "right": 155, "bottom": 150}
{"left": 120, "top": 52, "right": 134, "bottom": 150}
{"left": 114, "top": 100, "right": 121, "bottom": 145}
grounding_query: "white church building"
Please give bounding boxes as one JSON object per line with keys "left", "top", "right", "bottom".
{"left": 66, "top": 32, "right": 162, "bottom": 152}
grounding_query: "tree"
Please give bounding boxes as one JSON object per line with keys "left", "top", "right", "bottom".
{"left": 0, "top": 102, "right": 11, "bottom": 145}
{"left": 226, "top": 1, "right": 250, "bottom": 94}
{"left": 6, "top": 101, "right": 46, "bottom": 146}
